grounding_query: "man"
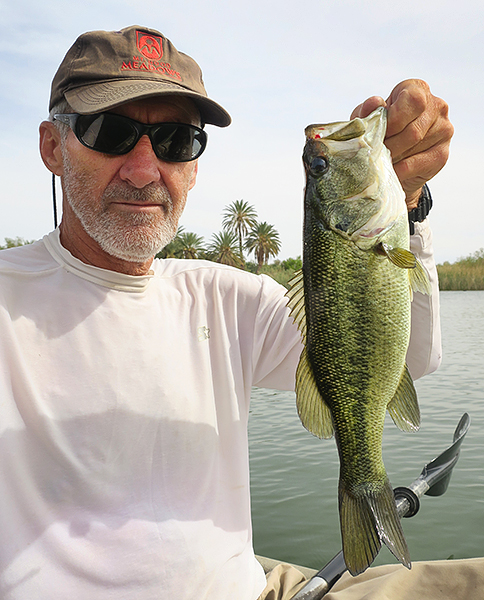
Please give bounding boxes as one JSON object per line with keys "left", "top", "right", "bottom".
{"left": 0, "top": 25, "right": 472, "bottom": 600}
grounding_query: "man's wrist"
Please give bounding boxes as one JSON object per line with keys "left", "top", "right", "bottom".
{"left": 408, "top": 184, "right": 432, "bottom": 235}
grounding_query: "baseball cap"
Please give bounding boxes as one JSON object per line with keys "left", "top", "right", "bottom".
{"left": 49, "top": 25, "right": 231, "bottom": 127}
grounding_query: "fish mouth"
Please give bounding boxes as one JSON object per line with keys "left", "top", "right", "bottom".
{"left": 305, "top": 107, "right": 387, "bottom": 146}
{"left": 304, "top": 107, "right": 407, "bottom": 250}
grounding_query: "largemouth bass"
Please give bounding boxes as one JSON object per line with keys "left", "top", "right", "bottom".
{"left": 286, "top": 107, "right": 431, "bottom": 576}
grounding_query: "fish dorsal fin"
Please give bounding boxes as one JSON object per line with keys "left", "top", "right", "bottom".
{"left": 285, "top": 274, "right": 333, "bottom": 439}
{"left": 387, "top": 365, "right": 420, "bottom": 432}
{"left": 379, "top": 243, "right": 432, "bottom": 296}
{"left": 295, "top": 347, "right": 334, "bottom": 439}
{"left": 286, "top": 269, "right": 307, "bottom": 341}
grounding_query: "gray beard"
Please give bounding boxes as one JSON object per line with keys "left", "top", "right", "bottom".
{"left": 61, "top": 154, "right": 181, "bottom": 263}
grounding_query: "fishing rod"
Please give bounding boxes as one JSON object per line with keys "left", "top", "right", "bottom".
{"left": 291, "top": 412, "right": 471, "bottom": 600}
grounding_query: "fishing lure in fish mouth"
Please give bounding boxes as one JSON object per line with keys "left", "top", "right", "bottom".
{"left": 287, "top": 107, "right": 431, "bottom": 576}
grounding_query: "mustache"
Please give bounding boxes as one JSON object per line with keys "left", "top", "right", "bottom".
{"left": 102, "top": 182, "right": 173, "bottom": 205}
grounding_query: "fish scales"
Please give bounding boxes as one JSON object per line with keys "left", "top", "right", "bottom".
{"left": 287, "top": 107, "right": 431, "bottom": 576}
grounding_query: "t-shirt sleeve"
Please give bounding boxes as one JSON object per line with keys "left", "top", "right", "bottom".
{"left": 406, "top": 219, "right": 442, "bottom": 379}
{"left": 250, "top": 275, "right": 303, "bottom": 391}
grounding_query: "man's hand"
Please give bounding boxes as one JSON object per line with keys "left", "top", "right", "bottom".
{"left": 351, "top": 80, "right": 454, "bottom": 210}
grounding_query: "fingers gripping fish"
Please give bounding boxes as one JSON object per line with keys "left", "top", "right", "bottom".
{"left": 286, "top": 107, "right": 431, "bottom": 576}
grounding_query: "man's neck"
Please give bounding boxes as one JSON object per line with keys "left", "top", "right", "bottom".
{"left": 59, "top": 220, "right": 155, "bottom": 277}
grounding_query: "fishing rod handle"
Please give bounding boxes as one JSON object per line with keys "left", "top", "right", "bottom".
{"left": 394, "top": 486, "right": 421, "bottom": 518}
{"left": 291, "top": 551, "right": 346, "bottom": 600}
{"left": 290, "top": 576, "right": 329, "bottom": 600}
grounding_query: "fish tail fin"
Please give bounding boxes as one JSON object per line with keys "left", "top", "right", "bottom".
{"left": 339, "top": 477, "right": 411, "bottom": 576}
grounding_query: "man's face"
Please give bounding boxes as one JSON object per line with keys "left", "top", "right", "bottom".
{"left": 58, "top": 97, "right": 199, "bottom": 266}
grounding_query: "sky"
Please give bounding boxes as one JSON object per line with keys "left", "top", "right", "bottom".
{"left": 0, "top": 0, "right": 482, "bottom": 264}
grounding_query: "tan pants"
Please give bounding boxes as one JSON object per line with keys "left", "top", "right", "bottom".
{"left": 258, "top": 557, "right": 484, "bottom": 600}
{"left": 257, "top": 562, "right": 309, "bottom": 600}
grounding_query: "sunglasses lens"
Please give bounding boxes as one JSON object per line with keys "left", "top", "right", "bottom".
{"left": 76, "top": 114, "right": 138, "bottom": 154}
{"left": 74, "top": 114, "right": 207, "bottom": 162}
{"left": 152, "top": 124, "right": 206, "bottom": 162}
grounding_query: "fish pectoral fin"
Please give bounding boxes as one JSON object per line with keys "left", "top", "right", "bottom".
{"left": 408, "top": 258, "right": 432, "bottom": 296}
{"left": 387, "top": 365, "right": 421, "bottom": 432}
{"left": 378, "top": 243, "right": 432, "bottom": 296}
{"left": 379, "top": 243, "right": 417, "bottom": 268}
{"left": 285, "top": 269, "right": 307, "bottom": 341}
{"left": 339, "top": 477, "right": 411, "bottom": 577}
{"left": 295, "top": 347, "right": 334, "bottom": 439}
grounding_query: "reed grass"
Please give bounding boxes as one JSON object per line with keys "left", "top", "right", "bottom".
{"left": 437, "top": 249, "right": 484, "bottom": 291}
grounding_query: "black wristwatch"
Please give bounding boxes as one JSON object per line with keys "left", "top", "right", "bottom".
{"left": 408, "top": 184, "right": 433, "bottom": 235}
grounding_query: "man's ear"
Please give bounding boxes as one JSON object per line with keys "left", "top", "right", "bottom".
{"left": 39, "top": 121, "right": 64, "bottom": 176}
{"left": 189, "top": 161, "right": 198, "bottom": 191}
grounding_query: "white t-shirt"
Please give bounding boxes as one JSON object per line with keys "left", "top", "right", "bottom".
{"left": 0, "top": 224, "right": 440, "bottom": 599}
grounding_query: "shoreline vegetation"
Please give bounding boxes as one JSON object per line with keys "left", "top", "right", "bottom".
{"left": 436, "top": 249, "right": 484, "bottom": 291}
{"left": 1, "top": 200, "right": 482, "bottom": 291}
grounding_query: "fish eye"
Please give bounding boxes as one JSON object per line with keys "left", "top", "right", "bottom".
{"left": 309, "top": 156, "right": 329, "bottom": 177}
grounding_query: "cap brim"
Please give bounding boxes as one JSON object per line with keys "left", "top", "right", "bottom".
{"left": 64, "top": 79, "right": 231, "bottom": 127}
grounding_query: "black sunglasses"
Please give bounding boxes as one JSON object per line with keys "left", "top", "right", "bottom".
{"left": 54, "top": 113, "right": 207, "bottom": 163}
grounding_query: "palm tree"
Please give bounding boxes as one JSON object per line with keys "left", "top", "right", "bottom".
{"left": 207, "top": 231, "right": 244, "bottom": 268}
{"left": 245, "top": 222, "right": 281, "bottom": 274}
{"left": 178, "top": 231, "right": 206, "bottom": 259}
{"left": 222, "top": 200, "right": 258, "bottom": 260}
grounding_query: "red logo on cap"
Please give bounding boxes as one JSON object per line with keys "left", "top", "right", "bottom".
{"left": 136, "top": 31, "right": 163, "bottom": 60}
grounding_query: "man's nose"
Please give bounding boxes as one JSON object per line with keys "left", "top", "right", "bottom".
{"left": 118, "top": 136, "right": 161, "bottom": 189}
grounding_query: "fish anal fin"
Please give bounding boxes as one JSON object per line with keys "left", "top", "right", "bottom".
{"left": 387, "top": 365, "right": 420, "bottom": 432}
{"left": 339, "top": 477, "right": 411, "bottom": 577}
{"left": 295, "top": 347, "right": 334, "bottom": 439}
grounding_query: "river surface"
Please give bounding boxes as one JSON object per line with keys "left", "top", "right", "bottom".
{"left": 248, "top": 291, "right": 484, "bottom": 570}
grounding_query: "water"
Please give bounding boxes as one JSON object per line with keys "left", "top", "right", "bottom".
{"left": 248, "top": 291, "right": 484, "bottom": 570}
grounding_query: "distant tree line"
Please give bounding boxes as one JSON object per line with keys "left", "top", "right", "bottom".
{"left": 0, "top": 237, "right": 35, "bottom": 249}
{"left": 3, "top": 216, "right": 483, "bottom": 291}
{"left": 437, "top": 249, "right": 484, "bottom": 291}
